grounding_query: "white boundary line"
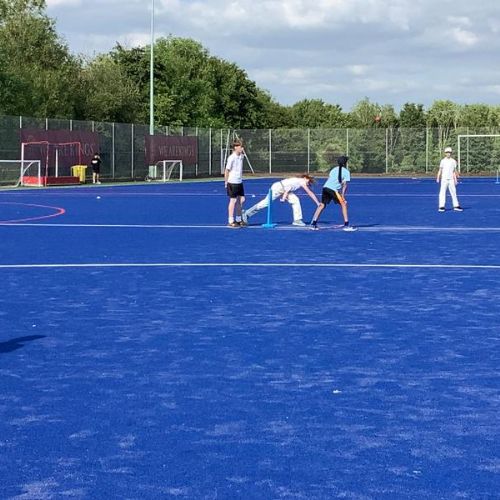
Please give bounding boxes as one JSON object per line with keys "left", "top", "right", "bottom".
{"left": 2, "top": 222, "right": 500, "bottom": 232}
{"left": 0, "top": 192, "right": 499, "bottom": 197}
{"left": 0, "top": 222, "right": 228, "bottom": 229}
{"left": 0, "top": 262, "right": 499, "bottom": 270}
{"left": 360, "top": 225, "right": 500, "bottom": 232}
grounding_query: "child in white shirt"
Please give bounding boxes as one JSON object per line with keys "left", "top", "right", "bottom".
{"left": 437, "top": 147, "right": 463, "bottom": 212}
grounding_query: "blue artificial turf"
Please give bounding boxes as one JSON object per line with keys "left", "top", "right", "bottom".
{"left": 0, "top": 177, "right": 499, "bottom": 498}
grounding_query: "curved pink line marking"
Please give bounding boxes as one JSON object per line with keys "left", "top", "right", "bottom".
{"left": 0, "top": 202, "right": 66, "bottom": 223}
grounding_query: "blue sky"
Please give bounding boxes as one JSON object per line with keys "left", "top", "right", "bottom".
{"left": 46, "top": 0, "right": 500, "bottom": 110}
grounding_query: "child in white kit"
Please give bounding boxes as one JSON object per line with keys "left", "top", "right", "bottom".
{"left": 242, "top": 174, "right": 320, "bottom": 226}
{"left": 437, "top": 147, "right": 463, "bottom": 212}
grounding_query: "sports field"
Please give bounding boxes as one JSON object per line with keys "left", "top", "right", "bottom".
{"left": 1, "top": 177, "right": 499, "bottom": 498}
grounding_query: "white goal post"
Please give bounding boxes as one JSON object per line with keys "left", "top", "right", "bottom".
{"left": 21, "top": 141, "right": 82, "bottom": 179}
{"left": 0, "top": 160, "right": 42, "bottom": 187}
{"left": 146, "top": 160, "right": 183, "bottom": 182}
{"left": 457, "top": 134, "right": 500, "bottom": 174}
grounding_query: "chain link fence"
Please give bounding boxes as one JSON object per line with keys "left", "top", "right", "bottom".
{"left": 1, "top": 114, "right": 500, "bottom": 184}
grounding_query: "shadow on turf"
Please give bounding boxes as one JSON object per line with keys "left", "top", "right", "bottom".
{"left": 246, "top": 221, "right": 381, "bottom": 228}
{"left": 0, "top": 335, "right": 46, "bottom": 354}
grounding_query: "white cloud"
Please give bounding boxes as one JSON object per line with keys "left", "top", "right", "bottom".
{"left": 488, "top": 19, "right": 500, "bottom": 33}
{"left": 46, "top": 0, "right": 81, "bottom": 6}
{"left": 448, "top": 27, "right": 479, "bottom": 47}
{"left": 348, "top": 65, "right": 370, "bottom": 76}
{"left": 164, "top": 0, "right": 418, "bottom": 32}
{"left": 485, "top": 85, "right": 500, "bottom": 95}
{"left": 46, "top": 0, "right": 500, "bottom": 109}
{"left": 447, "top": 16, "right": 471, "bottom": 27}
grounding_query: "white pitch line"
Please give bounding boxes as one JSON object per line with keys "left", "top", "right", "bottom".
{"left": 1, "top": 192, "right": 499, "bottom": 198}
{"left": 359, "top": 226, "right": 500, "bottom": 232}
{"left": 0, "top": 262, "right": 499, "bottom": 270}
{"left": 0, "top": 222, "right": 228, "bottom": 229}
{"left": 2, "top": 222, "right": 500, "bottom": 232}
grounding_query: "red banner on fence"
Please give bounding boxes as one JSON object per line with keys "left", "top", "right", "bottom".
{"left": 145, "top": 135, "right": 198, "bottom": 166}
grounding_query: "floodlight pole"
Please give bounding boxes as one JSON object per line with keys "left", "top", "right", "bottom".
{"left": 149, "top": 0, "right": 155, "bottom": 136}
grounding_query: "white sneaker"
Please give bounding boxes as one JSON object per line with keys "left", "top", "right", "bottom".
{"left": 241, "top": 210, "right": 248, "bottom": 223}
{"left": 343, "top": 226, "right": 357, "bottom": 232}
{"left": 292, "top": 220, "right": 306, "bottom": 226}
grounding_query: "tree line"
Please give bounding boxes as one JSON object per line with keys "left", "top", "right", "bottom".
{"left": 2, "top": 0, "right": 500, "bottom": 131}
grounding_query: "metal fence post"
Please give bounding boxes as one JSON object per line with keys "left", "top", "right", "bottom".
{"left": 425, "top": 127, "right": 429, "bottom": 173}
{"left": 220, "top": 129, "right": 224, "bottom": 175}
{"left": 346, "top": 128, "right": 349, "bottom": 156}
{"left": 458, "top": 137, "right": 461, "bottom": 175}
{"left": 131, "top": 123, "right": 135, "bottom": 180}
{"left": 209, "top": 127, "right": 212, "bottom": 176}
{"left": 269, "top": 129, "right": 272, "bottom": 174}
{"left": 195, "top": 127, "right": 198, "bottom": 176}
{"left": 307, "top": 129, "right": 310, "bottom": 173}
{"left": 112, "top": 122, "right": 115, "bottom": 179}
{"left": 385, "top": 128, "right": 389, "bottom": 174}
{"left": 466, "top": 126, "right": 469, "bottom": 173}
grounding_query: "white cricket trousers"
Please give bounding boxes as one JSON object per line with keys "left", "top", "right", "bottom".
{"left": 246, "top": 182, "right": 303, "bottom": 221}
{"left": 439, "top": 179, "right": 460, "bottom": 208}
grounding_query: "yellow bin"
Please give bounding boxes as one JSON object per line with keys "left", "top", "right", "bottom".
{"left": 71, "top": 165, "right": 87, "bottom": 183}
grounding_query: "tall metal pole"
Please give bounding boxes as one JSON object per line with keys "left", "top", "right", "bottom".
{"left": 149, "top": 0, "right": 155, "bottom": 136}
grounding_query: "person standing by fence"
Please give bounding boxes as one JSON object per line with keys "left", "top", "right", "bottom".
{"left": 90, "top": 153, "right": 102, "bottom": 184}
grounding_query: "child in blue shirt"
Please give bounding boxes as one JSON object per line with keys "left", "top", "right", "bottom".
{"left": 310, "top": 155, "right": 356, "bottom": 231}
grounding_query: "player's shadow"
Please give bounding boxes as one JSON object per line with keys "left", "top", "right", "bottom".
{"left": 0, "top": 335, "right": 46, "bottom": 354}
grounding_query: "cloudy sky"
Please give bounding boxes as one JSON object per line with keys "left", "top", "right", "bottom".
{"left": 46, "top": 0, "right": 500, "bottom": 111}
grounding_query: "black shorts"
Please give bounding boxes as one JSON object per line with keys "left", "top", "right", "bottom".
{"left": 226, "top": 182, "right": 245, "bottom": 198}
{"left": 322, "top": 187, "right": 344, "bottom": 205}
{"left": 92, "top": 166, "right": 100, "bottom": 174}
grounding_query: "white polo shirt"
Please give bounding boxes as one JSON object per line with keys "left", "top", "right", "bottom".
{"left": 439, "top": 157, "right": 458, "bottom": 180}
{"left": 275, "top": 177, "right": 308, "bottom": 192}
{"left": 225, "top": 152, "right": 244, "bottom": 184}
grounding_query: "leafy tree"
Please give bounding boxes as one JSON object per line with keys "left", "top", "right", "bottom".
{"left": 394, "top": 103, "right": 427, "bottom": 172}
{"left": 459, "top": 104, "right": 490, "bottom": 129}
{"left": 204, "top": 55, "right": 258, "bottom": 128}
{"left": 426, "top": 100, "right": 461, "bottom": 163}
{"left": 80, "top": 55, "right": 142, "bottom": 123}
{"left": 349, "top": 97, "right": 382, "bottom": 128}
{"left": 487, "top": 106, "right": 500, "bottom": 127}
{"left": 0, "top": 44, "right": 27, "bottom": 114}
{"left": 288, "top": 99, "right": 348, "bottom": 128}
{"left": 111, "top": 37, "right": 267, "bottom": 128}
{"left": 399, "top": 103, "right": 426, "bottom": 128}
{"left": 0, "top": 0, "right": 45, "bottom": 19}
{"left": 347, "top": 98, "right": 388, "bottom": 171}
{"left": 0, "top": 0, "right": 82, "bottom": 117}
{"left": 255, "top": 90, "right": 291, "bottom": 128}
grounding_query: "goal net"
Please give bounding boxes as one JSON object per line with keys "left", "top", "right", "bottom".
{"left": 21, "top": 141, "right": 82, "bottom": 180}
{"left": 457, "top": 134, "right": 500, "bottom": 176}
{"left": 0, "top": 160, "right": 42, "bottom": 187}
{"left": 146, "top": 160, "right": 184, "bottom": 182}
